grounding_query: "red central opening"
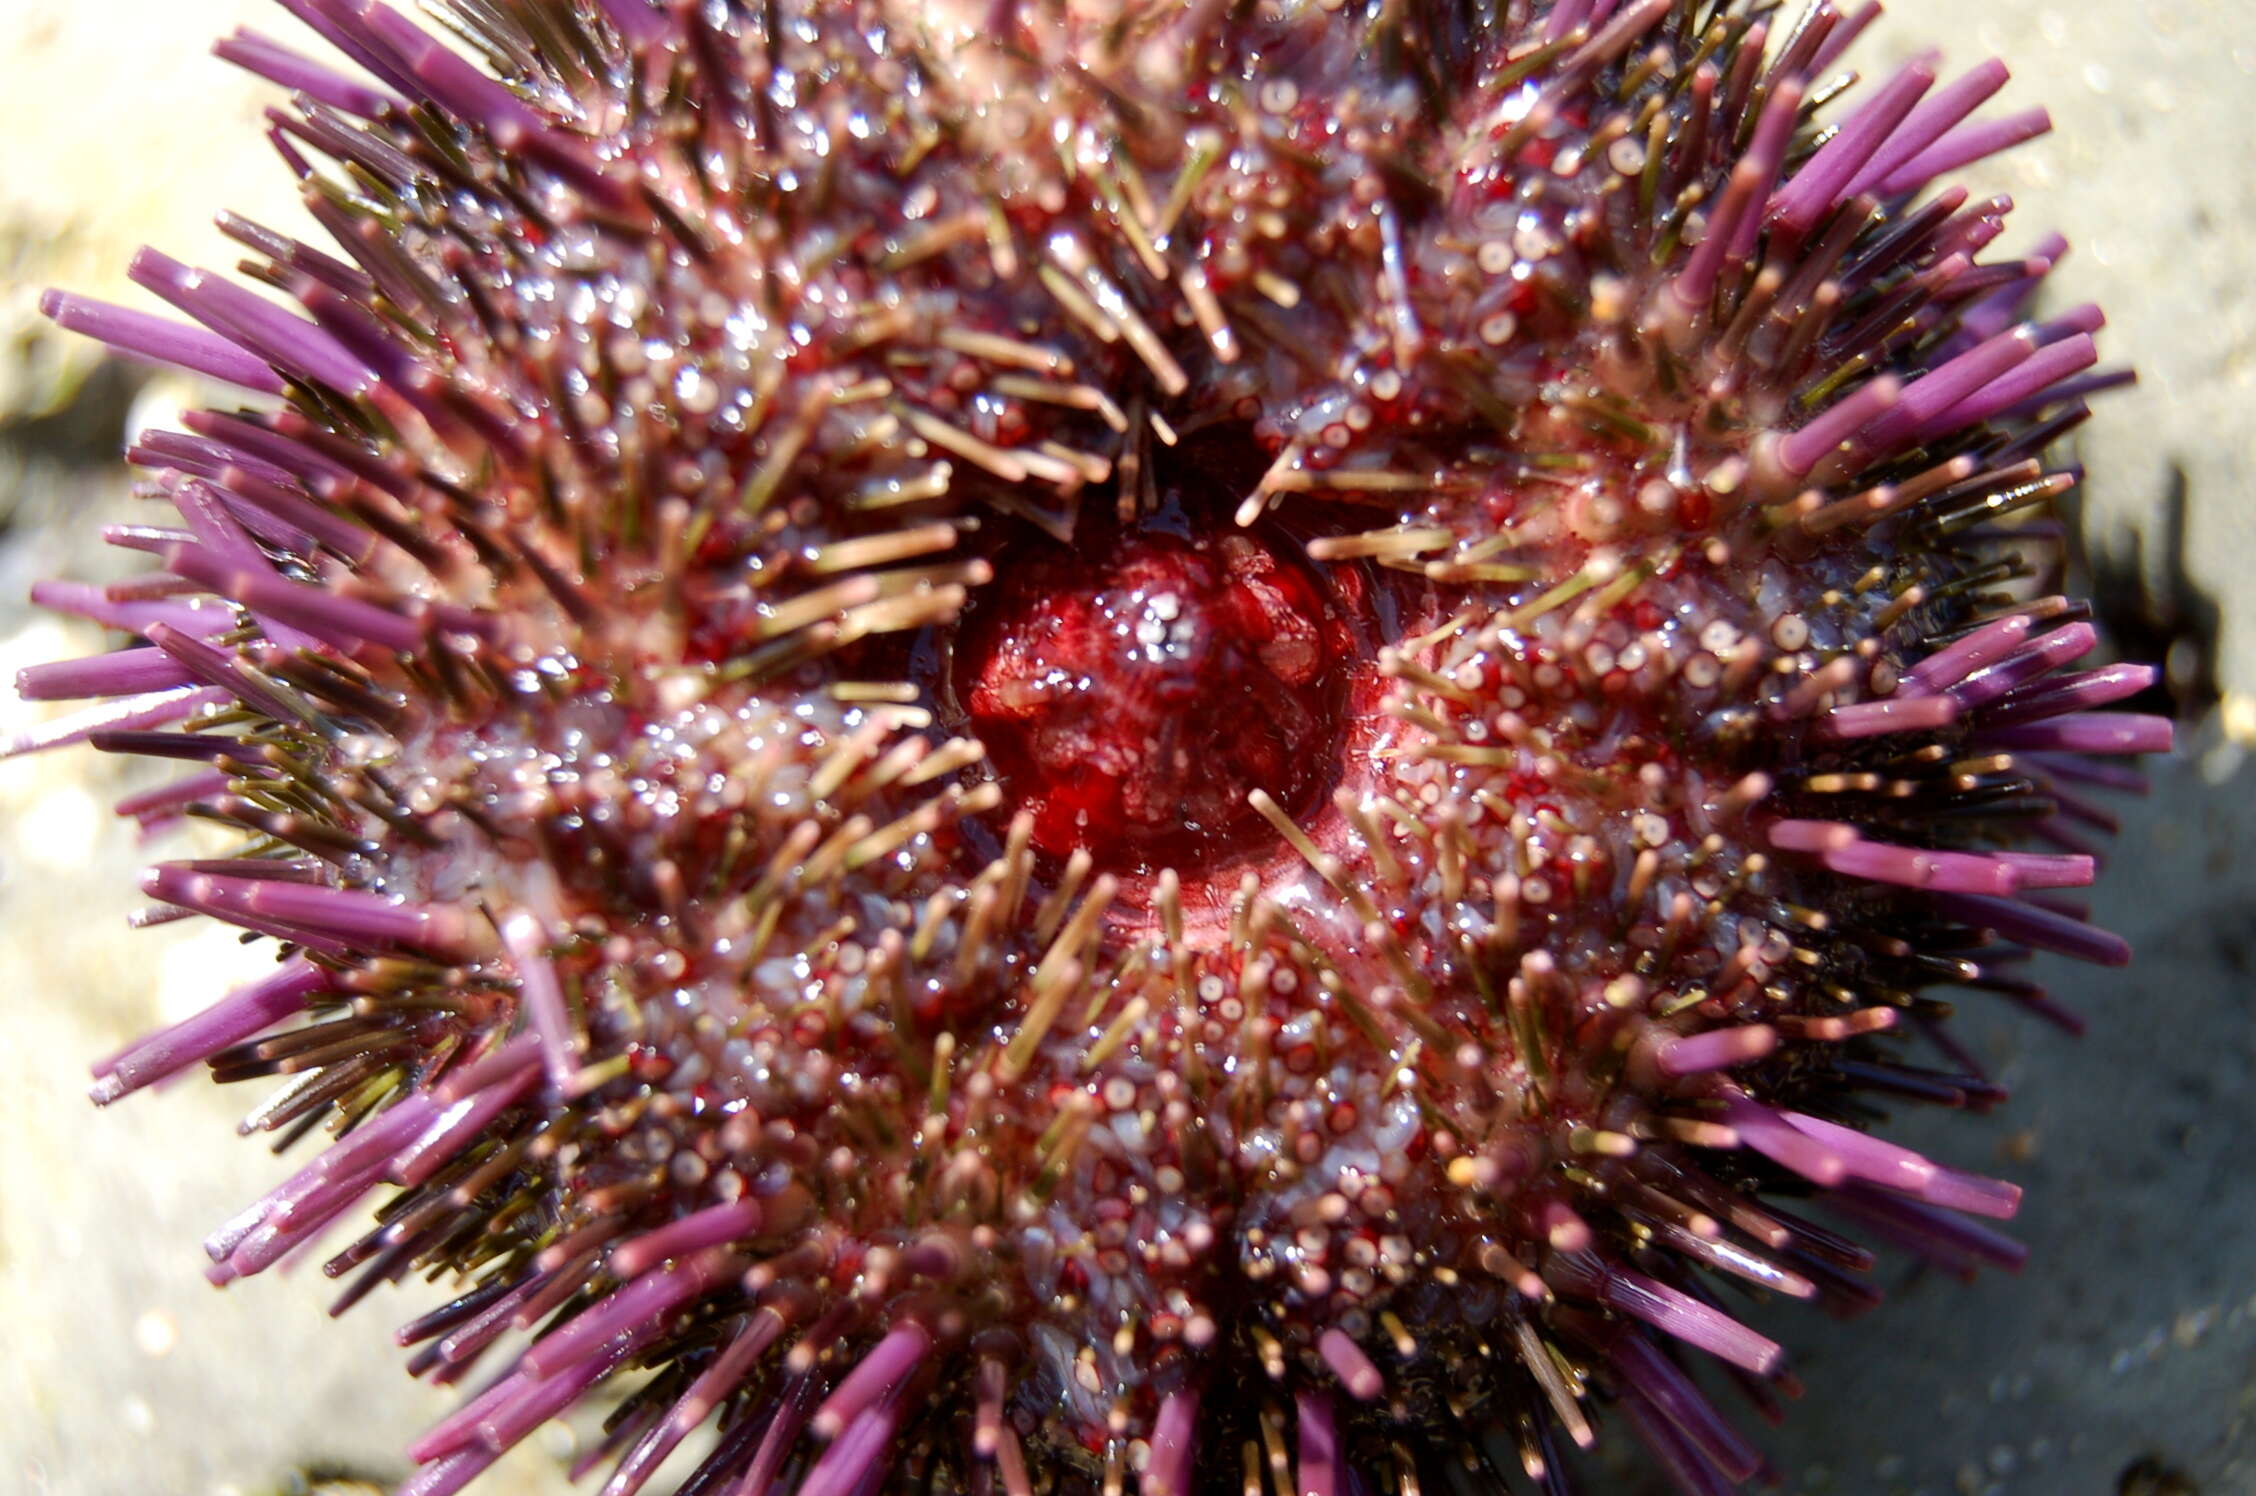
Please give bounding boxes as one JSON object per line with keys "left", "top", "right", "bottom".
{"left": 957, "top": 520, "right": 1351, "bottom": 873}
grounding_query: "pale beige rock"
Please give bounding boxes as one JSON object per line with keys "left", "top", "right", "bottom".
{"left": 0, "top": 1, "right": 311, "bottom": 421}
{"left": 1870, "top": 0, "right": 2256, "bottom": 743}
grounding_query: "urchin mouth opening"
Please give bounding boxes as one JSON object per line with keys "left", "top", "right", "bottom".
{"left": 912, "top": 429, "right": 1387, "bottom": 892}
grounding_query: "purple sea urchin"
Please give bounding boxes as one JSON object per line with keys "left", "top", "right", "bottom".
{"left": 11, "top": 1, "right": 2177, "bottom": 1492}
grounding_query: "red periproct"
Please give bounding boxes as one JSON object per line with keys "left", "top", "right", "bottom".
{"left": 959, "top": 523, "right": 1350, "bottom": 870}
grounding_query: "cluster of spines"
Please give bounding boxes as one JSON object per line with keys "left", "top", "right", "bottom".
{"left": 8, "top": 2, "right": 2179, "bottom": 1495}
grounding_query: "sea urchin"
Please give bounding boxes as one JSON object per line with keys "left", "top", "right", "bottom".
{"left": 14, "top": 1, "right": 2174, "bottom": 1492}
